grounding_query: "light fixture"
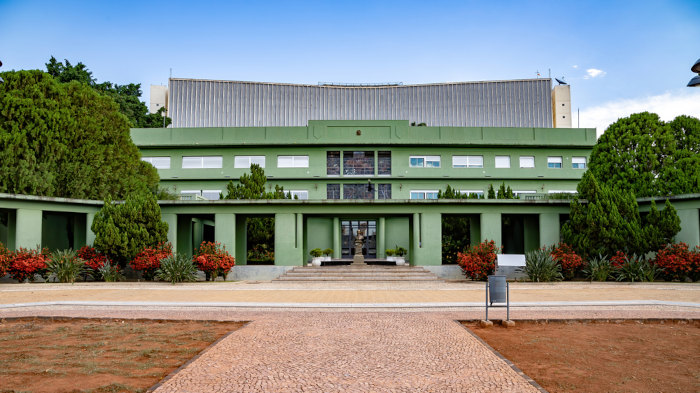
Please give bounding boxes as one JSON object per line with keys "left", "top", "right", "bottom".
{"left": 688, "top": 58, "right": 700, "bottom": 87}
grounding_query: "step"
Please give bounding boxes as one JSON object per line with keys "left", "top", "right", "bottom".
{"left": 273, "top": 265, "right": 442, "bottom": 282}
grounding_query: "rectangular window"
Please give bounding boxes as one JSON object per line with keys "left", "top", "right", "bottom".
{"left": 410, "top": 190, "right": 439, "bottom": 200}
{"left": 343, "top": 184, "right": 374, "bottom": 200}
{"left": 452, "top": 155, "right": 483, "bottom": 168}
{"left": 378, "top": 184, "right": 391, "bottom": 199}
{"left": 201, "top": 190, "right": 222, "bottom": 200}
{"left": 547, "top": 156, "right": 563, "bottom": 168}
{"left": 141, "top": 156, "right": 171, "bottom": 169}
{"left": 327, "top": 151, "right": 340, "bottom": 175}
{"left": 180, "top": 190, "right": 201, "bottom": 200}
{"left": 519, "top": 156, "right": 535, "bottom": 168}
{"left": 378, "top": 151, "right": 391, "bottom": 175}
{"left": 410, "top": 156, "right": 440, "bottom": 168}
{"left": 548, "top": 190, "right": 577, "bottom": 194}
{"left": 327, "top": 184, "right": 340, "bottom": 199}
{"left": 459, "top": 190, "right": 484, "bottom": 198}
{"left": 234, "top": 155, "right": 265, "bottom": 168}
{"left": 277, "top": 155, "right": 309, "bottom": 168}
{"left": 343, "top": 151, "right": 375, "bottom": 176}
{"left": 182, "top": 156, "right": 223, "bottom": 169}
{"left": 514, "top": 190, "right": 537, "bottom": 198}
{"left": 494, "top": 156, "right": 511, "bottom": 168}
{"left": 572, "top": 157, "right": 587, "bottom": 169}
{"left": 289, "top": 190, "right": 308, "bottom": 200}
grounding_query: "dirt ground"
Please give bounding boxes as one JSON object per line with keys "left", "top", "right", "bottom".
{"left": 0, "top": 318, "right": 245, "bottom": 393}
{"left": 465, "top": 320, "right": 700, "bottom": 393}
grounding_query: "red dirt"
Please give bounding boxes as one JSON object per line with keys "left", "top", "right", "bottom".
{"left": 0, "top": 318, "right": 245, "bottom": 393}
{"left": 465, "top": 320, "right": 700, "bottom": 393}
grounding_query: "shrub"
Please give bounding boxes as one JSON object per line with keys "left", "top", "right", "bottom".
{"left": 525, "top": 248, "right": 563, "bottom": 282}
{"left": 130, "top": 243, "right": 173, "bottom": 281}
{"left": 99, "top": 260, "right": 124, "bottom": 282}
{"left": 550, "top": 243, "right": 584, "bottom": 279}
{"left": 615, "top": 253, "right": 658, "bottom": 282}
{"left": 0, "top": 242, "right": 9, "bottom": 277}
{"left": 309, "top": 248, "right": 322, "bottom": 258}
{"left": 46, "top": 250, "right": 88, "bottom": 283}
{"left": 653, "top": 243, "right": 694, "bottom": 281}
{"left": 322, "top": 248, "right": 333, "bottom": 257}
{"left": 156, "top": 254, "right": 198, "bottom": 284}
{"left": 77, "top": 246, "right": 107, "bottom": 281}
{"left": 193, "top": 241, "right": 235, "bottom": 281}
{"left": 583, "top": 254, "right": 613, "bottom": 281}
{"left": 395, "top": 246, "right": 408, "bottom": 257}
{"left": 610, "top": 251, "right": 628, "bottom": 268}
{"left": 8, "top": 247, "right": 49, "bottom": 282}
{"left": 457, "top": 240, "right": 499, "bottom": 281}
{"left": 385, "top": 249, "right": 395, "bottom": 257}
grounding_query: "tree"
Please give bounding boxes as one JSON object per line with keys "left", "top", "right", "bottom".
{"left": 643, "top": 199, "right": 681, "bottom": 252}
{"left": 0, "top": 70, "right": 159, "bottom": 199}
{"left": 487, "top": 184, "right": 496, "bottom": 199}
{"left": 589, "top": 112, "right": 700, "bottom": 197}
{"left": 92, "top": 189, "right": 169, "bottom": 267}
{"left": 46, "top": 57, "right": 171, "bottom": 128}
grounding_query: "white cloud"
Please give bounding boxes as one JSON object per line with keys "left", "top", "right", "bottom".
{"left": 584, "top": 68, "right": 606, "bottom": 79}
{"left": 577, "top": 89, "right": 700, "bottom": 137}
{"left": 572, "top": 65, "right": 579, "bottom": 69}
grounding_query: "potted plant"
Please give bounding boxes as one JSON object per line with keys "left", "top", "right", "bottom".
{"left": 310, "top": 248, "right": 323, "bottom": 266}
{"left": 322, "top": 248, "right": 333, "bottom": 262}
{"left": 385, "top": 248, "right": 396, "bottom": 262}
{"left": 395, "top": 246, "right": 407, "bottom": 266}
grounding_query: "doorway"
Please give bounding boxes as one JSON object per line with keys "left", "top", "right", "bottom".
{"left": 341, "top": 220, "right": 377, "bottom": 258}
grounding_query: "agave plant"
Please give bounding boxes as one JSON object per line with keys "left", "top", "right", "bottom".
{"left": 155, "top": 253, "right": 198, "bottom": 284}
{"left": 98, "top": 260, "right": 124, "bottom": 282}
{"left": 525, "top": 248, "right": 563, "bottom": 282}
{"left": 583, "top": 254, "right": 613, "bottom": 282}
{"left": 46, "top": 249, "right": 88, "bottom": 283}
{"left": 615, "top": 254, "right": 658, "bottom": 282}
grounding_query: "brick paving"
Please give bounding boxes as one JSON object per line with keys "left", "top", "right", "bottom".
{"left": 153, "top": 312, "right": 540, "bottom": 393}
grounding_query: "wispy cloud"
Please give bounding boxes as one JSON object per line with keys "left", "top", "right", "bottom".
{"left": 577, "top": 89, "right": 700, "bottom": 136}
{"left": 584, "top": 68, "right": 606, "bottom": 79}
{"left": 572, "top": 65, "right": 579, "bottom": 69}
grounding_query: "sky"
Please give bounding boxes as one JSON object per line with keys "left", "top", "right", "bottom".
{"left": 1, "top": 0, "right": 698, "bottom": 134}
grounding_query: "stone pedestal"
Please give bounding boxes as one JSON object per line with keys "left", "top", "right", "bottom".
{"left": 352, "top": 254, "right": 365, "bottom": 266}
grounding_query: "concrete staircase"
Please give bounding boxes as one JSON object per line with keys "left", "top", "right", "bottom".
{"left": 273, "top": 265, "right": 442, "bottom": 282}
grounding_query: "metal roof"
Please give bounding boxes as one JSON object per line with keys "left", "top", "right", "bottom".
{"left": 168, "top": 78, "right": 553, "bottom": 128}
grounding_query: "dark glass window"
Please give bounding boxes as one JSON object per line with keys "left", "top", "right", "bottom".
{"left": 327, "top": 151, "right": 340, "bottom": 175}
{"left": 343, "top": 184, "right": 374, "bottom": 199}
{"left": 327, "top": 184, "right": 340, "bottom": 199}
{"left": 343, "top": 151, "right": 374, "bottom": 176}
{"left": 378, "top": 151, "right": 391, "bottom": 175}
{"left": 378, "top": 184, "right": 391, "bottom": 199}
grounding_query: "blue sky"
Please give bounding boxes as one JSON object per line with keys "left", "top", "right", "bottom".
{"left": 1, "top": 0, "right": 698, "bottom": 132}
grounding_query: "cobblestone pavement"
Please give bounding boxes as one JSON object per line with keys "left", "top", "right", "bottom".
{"left": 152, "top": 312, "right": 540, "bottom": 393}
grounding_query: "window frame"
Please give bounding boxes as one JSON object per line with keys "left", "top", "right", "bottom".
{"left": 459, "top": 190, "right": 485, "bottom": 198}
{"left": 234, "top": 155, "right": 266, "bottom": 169}
{"left": 409, "top": 190, "right": 439, "bottom": 200}
{"left": 288, "top": 190, "right": 309, "bottom": 200}
{"left": 519, "top": 156, "right": 535, "bottom": 168}
{"left": 547, "top": 156, "right": 563, "bottom": 169}
{"left": 409, "top": 155, "right": 441, "bottom": 168}
{"left": 572, "top": 156, "right": 587, "bottom": 169}
{"left": 181, "top": 156, "right": 223, "bottom": 169}
{"left": 494, "top": 155, "right": 511, "bottom": 169}
{"left": 277, "top": 155, "right": 309, "bottom": 168}
{"left": 141, "top": 156, "right": 171, "bottom": 169}
{"left": 452, "top": 155, "right": 484, "bottom": 168}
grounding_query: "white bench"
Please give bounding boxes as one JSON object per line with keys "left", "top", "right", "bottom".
{"left": 495, "top": 254, "right": 527, "bottom": 279}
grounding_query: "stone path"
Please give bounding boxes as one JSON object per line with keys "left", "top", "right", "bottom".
{"left": 152, "top": 312, "right": 540, "bottom": 393}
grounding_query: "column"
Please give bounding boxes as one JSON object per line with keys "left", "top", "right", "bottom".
{"left": 215, "top": 213, "right": 236, "bottom": 257}
{"left": 161, "top": 213, "right": 178, "bottom": 252}
{"left": 411, "top": 213, "right": 420, "bottom": 264}
{"left": 377, "top": 217, "right": 386, "bottom": 258}
{"left": 332, "top": 217, "right": 341, "bottom": 259}
{"left": 411, "top": 213, "right": 441, "bottom": 266}
{"left": 86, "top": 212, "right": 97, "bottom": 246}
{"left": 539, "top": 213, "right": 560, "bottom": 247}
{"left": 274, "top": 213, "right": 303, "bottom": 266}
{"left": 676, "top": 208, "right": 700, "bottom": 248}
{"left": 15, "top": 209, "right": 42, "bottom": 249}
{"left": 480, "top": 212, "right": 502, "bottom": 249}
{"left": 235, "top": 217, "right": 247, "bottom": 265}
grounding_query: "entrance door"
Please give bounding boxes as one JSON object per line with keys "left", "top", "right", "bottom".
{"left": 341, "top": 220, "right": 377, "bottom": 258}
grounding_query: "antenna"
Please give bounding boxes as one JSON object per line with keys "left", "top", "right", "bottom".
{"left": 169, "top": 68, "right": 172, "bottom": 79}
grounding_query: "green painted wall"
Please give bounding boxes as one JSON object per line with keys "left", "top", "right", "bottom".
{"left": 384, "top": 217, "right": 409, "bottom": 258}
{"left": 304, "top": 217, "right": 334, "bottom": 262}
{"left": 274, "top": 213, "right": 303, "bottom": 266}
{"left": 523, "top": 215, "right": 540, "bottom": 252}
{"left": 676, "top": 208, "right": 700, "bottom": 248}
{"left": 235, "top": 218, "right": 247, "bottom": 265}
{"left": 16, "top": 208, "right": 42, "bottom": 249}
{"left": 214, "top": 213, "right": 236, "bottom": 258}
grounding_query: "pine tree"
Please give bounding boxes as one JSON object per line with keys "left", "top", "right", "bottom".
{"left": 643, "top": 199, "right": 681, "bottom": 252}
{"left": 487, "top": 184, "right": 496, "bottom": 199}
{"left": 497, "top": 183, "right": 507, "bottom": 199}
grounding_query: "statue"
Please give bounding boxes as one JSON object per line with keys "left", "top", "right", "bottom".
{"left": 352, "top": 229, "right": 365, "bottom": 265}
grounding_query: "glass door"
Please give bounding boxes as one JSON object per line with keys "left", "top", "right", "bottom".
{"left": 341, "top": 220, "right": 377, "bottom": 258}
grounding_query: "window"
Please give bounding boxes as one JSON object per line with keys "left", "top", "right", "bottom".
{"left": 202, "top": 190, "right": 222, "bottom": 200}
{"left": 459, "top": 190, "right": 484, "bottom": 199}
{"left": 378, "top": 151, "right": 391, "bottom": 175}
{"left": 234, "top": 155, "right": 265, "bottom": 168}
{"left": 327, "top": 151, "right": 340, "bottom": 175}
{"left": 141, "top": 156, "right": 171, "bottom": 169}
{"left": 519, "top": 156, "right": 535, "bottom": 168}
{"left": 548, "top": 190, "right": 577, "bottom": 194}
{"left": 410, "top": 190, "right": 438, "bottom": 200}
{"left": 410, "top": 156, "right": 440, "bottom": 168}
{"left": 182, "top": 156, "right": 222, "bottom": 169}
{"left": 547, "top": 156, "right": 563, "bottom": 168}
{"left": 452, "top": 155, "right": 483, "bottom": 168}
{"left": 277, "top": 155, "right": 309, "bottom": 168}
{"left": 494, "top": 156, "right": 511, "bottom": 169}
{"left": 343, "top": 151, "right": 374, "bottom": 175}
{"left": 327, "top": 184, "right": 340, "bottom": 199}
{"left": 180, "top": 190, "right": 221, "bottom": 200}
{"left": 378, "top": 184, "right": 391, "bottom": 199}
{"left": 572, "top": 157, "right": 587, "bottom": 169}
{"left": 343, "top": 184, "right": 374, "bottom": 200}
{"left": 288, "top": 190, "right": 308, "bottom": 200}
{"left": 513, "top": 190, "right": 536, "bottom": 198}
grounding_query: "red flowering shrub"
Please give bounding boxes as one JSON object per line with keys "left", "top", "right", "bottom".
{"left": 0, "top": 242, "right": 9, "bottom": 277}
{"left": 610, "top": 251, "right": 628, "bottom": 268}
{"left": 130, "top": 243, "right": 172, "bottom": 280}
{"left": 457, "top": 240, "right": 499, "bottom": 281}
{"left": 8, "top": 247, "right": 49, "bottom": 282}
{"left": 653, "top": 243, "right": 695, "bottom": 281}
{"left": 193, "top": 241, "right": 235, "bottom": 281}
{"left": 77, "top": 246, "right": 107, "bottom": 271}
{"left": 550, "top": 243, "right": 584, "bottom": 279}
{"left": 692, "top": 246, "right": 700, "bottom": 282}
